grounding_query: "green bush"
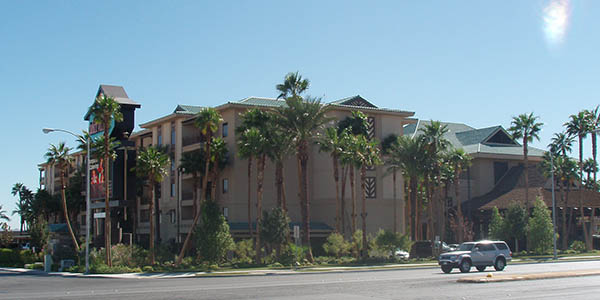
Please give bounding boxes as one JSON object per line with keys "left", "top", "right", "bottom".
{"left": 527, "top": 197, "right": 554, "bottom": 255}
{"left": 279, "top": 243, "right": 307, "bottom": 266}
{"left": 142, "top": 265, "right": 154, "bottom": 273}
{"left": 569, "top": 241, "right": 586, "bottom": 254}
{"left": 195, "top": 200, "right": 234, "bottom": 263}
{"left": 323, "top": 233, "right": 350, "bottom": 258}
{"left": 20, "top": 250, "right": 39, "bottom": 264}
{"left": 90, "top": 264, "right": 142, "bottom": 274}
{"left": 0, "top": 248, "right": 21, "bottom": 267}
{"left": 373, "top": 229, "right": 413, "bottom": 257}
{"left": 233, "top": 239, "right": 255, "bottom": 264}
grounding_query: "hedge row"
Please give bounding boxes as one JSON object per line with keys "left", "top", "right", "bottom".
{"left": 0, "top": 249, "right": 40, "bottom": 267}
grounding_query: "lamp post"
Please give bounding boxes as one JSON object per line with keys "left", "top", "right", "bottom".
{"left": 43, "top": 127, "right": 91, "bottom": 273}
{"left": 550, "top": 152, "right": 557, "bottom": 260}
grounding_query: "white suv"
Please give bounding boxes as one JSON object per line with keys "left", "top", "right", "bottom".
{"left": 438, "top": 241, "right": 512, "bottom": 274}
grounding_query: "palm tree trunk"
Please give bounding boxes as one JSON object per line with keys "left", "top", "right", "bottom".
{"left": 393, "top": 169, "right": 397, "bottom": 233}
{"left": 404, "top": 179, "right": 410, "bottom": 235}
{"left": 578, "top": 136, "right": 591, "bottom": 250}
{"left": 360, "top": 166, "right": 367, "bottom": 258}
{"left": 350, "top": 166, "right": 356, "bottom": 234}
{"left": 298, "top": 141, "right": 313, "bottom": 262}
{"left": 523, "top": 138, "right": 529, "bottom": 210}
{"left": 333, "top": 155, "right": 341, "bottom": 233}
{"left": 560, "top": 180, "right": 568, "bottom": 250}
{"left": 248, "top": 157, "right": 253, "bottom": 236}
{"left": 276, "top": 161, "right": 283, "bottom": 208}
{"left": 256, "top": 154, "right": 265, "bottom": 263}
{"left": 426, "top": 176, "right": 434, "bottom": 240}
{"left": 149, "top": 179, "right": 156, "bottom": 265}
{"left": 60, "top": 170, "right": 80, "bottom": 252}
{"left": 410, "top": 176, "right": 418, "bottom": 241}
{"left": 593, "top": 133, "right": 597, "bottom": 183}
{"left": 341, "top": 166, "right": 348, "bottom": 235}
{"left": 455, "top": 170, "right": 463, "bottom": 243}
{"left": 177, "top": 136, "right": 212, "bottom": 265}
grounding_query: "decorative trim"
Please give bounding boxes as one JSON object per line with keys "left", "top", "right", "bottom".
{"left": 365, "top": 177, "right": 376, "bottom": 199}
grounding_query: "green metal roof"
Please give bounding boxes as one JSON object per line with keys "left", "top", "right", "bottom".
{"left": 174, "top": 104, "right": 205, "bottom": 114}
{"left": 231, "top": 97, "right": 288, "bottom": 108}
{"left": 404, "top": 120, "right": 544, "bottom": 158}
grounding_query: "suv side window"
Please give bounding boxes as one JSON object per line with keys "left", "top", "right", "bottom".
{"left": 494, "top": 243, "right": 508, "bottom": 250}
{"left": 479, "top": 244, "right": 495, "bottom": 251}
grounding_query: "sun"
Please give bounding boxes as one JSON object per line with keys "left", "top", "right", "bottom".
{"left": 543, "top": 0, "right": 571, "bottom": 46}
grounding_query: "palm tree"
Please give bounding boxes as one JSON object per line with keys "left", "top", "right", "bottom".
{"left": 381, "top": 135, "right": 400, "bottom": 233}
{"left": 11, "top": 183, "right": 26, "bottom": 232}
{"left": 209, "top": 137, "right": 229, "bottom": 202}
{"left": 237, "top": 128, "right": 259, "bottom": 238}
{"left": 565, "top": 111, "right": 592, "bottom": 250}
{"left": 353, "top": 135, "right": 382, "bottom": 257}
{"left": 447, "top": 148, "right": 472, "bottom": 242}
{"left": 395, "top": 135, "right": 427, "bottom": 240}
{"left": 180, "top": 149, "right": 204, "bottom": 221}
{"left": 266, "top": 121, "right": 294, "bottom": 211}
{"left": 317, "top": 127, "right": 344, "bottom": 232}
{"left": 274, "top": 94, "right": 330, "bottom": 262}
{"left": 276, "top": 71, "right": 310, "bottom": 99}
{"left": 89, "top": 94, "right": 123, "bottom": 266}
{"left": 419, "top": 121, "right": 450, "bottom": 240}
{"left": 177, "top": 108, "right": 222, "bottom": 265}
{"left": 550, "top": 132, "right": 574, "bottom": 158}
{"left": 583, "top": 158, "right": 597, "bottom": 188}
{"left": 586, "top": 106, "right": 600, "bottom": 183}
{"left": 509, "top": 113, "right": 543, "bottom": 210}
{"left": 135, "top": 146, "right": 169, "bottom": 264}
{"left": 45, "top": 142, "right": 80, "bottom": 252}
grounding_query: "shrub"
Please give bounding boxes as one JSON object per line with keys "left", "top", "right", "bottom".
{"left": 488, "top": 207, "right": 507, "bottom": 241}
{"left": 260, "top": 207, "right": 291, "bottom": 258}
{"left": 373, "top": 229, "right": 413, "bottom": 257}
{"left": 142, "top": 265, "right": 154, "bottom": 273}
{"left": 322, "top": 233, "right": 350, "bottom": 258}
{"left": 527, "top": 197, "right": 554, "bottom": 255}
{"left": 20, "top": 250, "right": 38, "bottom": 264}
{"left": 0, "top": 248, "right": 21, "bottom": 267}
{"left": 90, "top": 264, "right": 142, "bottom": 274}
{"left": 195, "top": 200, "right": 234, "bottom": 263}
{"left": 233, "top": 239, "right": 255, "bottom": 264}
{"left": 279, "top": 243, "right": 307, "bottom": 266}
{"left": 569, "top": 241, "right": 586, "bottom": 254}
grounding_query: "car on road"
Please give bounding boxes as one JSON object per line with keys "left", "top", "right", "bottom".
{"left": 438, "top": 240, "right": 512, "bottom": 273}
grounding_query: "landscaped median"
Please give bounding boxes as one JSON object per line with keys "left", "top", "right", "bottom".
{"left": 457, "top": 269, "right": 600, "bottom": 283}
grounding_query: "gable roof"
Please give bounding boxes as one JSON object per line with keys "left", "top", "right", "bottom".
{"left": 404, "top": 120, "right": 545, "bottom": 158}
{"left": 84, "top": 85, "right": 140, "bottom": 120}
{"left": 174, "top": 104, "right": 205, "bottom": 115}
{"left": 328, "top": 95, "right": 377, "bottom": 108}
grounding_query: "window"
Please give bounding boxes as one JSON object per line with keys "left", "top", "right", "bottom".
{"left": 169, "top": 209, "right": 176, "bottom": 224}
{"left": 170, "top": 179, "right": 175, "bottom": 197}
{"left": 181, "top": 206, "right": 193, "bottom": 220}
{"left": 494, "top": 243, "right": 509, "bottom": 250}
{"left": 222, "top": 123, "right": 228, "bottom": 138}
{"left": 222, "top": 178, "right": 229, "bottom": 194}
{"left": 223, "top": 207, "right": 229, "bottom": 220}
{"left": 140, "top": 209, "right": 150, "bottom": 222}
{"left": 157, "top": 125, "right": 162, "bottom": 146}
{"left": 493, "top": 162, "right": 509, "bottom": 184}
{"left": 170, "top": 122, "right": 176, "bottom": 145}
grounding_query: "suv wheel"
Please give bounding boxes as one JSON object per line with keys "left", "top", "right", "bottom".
{"left": 476, "top": 266, "right": 486, "bottom": 272}
{"left": 459, "top": 259, "right": 471, "bottom": 273}
{"left": 441, "top": 265, "right": 452, "bottom": 274}
{"left": 494, "top": 257, "right": 506, "bottom": 271}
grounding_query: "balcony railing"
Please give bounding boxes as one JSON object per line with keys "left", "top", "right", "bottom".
{"left": 182, "top": 135, "right": 203, "bottom": 147}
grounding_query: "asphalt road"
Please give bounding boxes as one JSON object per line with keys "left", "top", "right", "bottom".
{"left": 1, "top": 260, "right": 600, "bottom": 300}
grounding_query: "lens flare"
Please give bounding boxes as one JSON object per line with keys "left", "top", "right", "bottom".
{"left": 543, "top": 0, "right": 571, "bottom": 45}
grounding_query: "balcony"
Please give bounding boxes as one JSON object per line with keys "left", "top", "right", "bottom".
{"left": 182, "top": 135, "right": 203, "bottom": 147}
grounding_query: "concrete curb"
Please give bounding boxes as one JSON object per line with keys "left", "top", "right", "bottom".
{"left": 457, "top": 270, "right": 600, "bottom": 283}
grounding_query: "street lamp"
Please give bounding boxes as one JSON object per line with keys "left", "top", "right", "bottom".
{"left": 43, "top": 127, "right": 91, "bottom": 274}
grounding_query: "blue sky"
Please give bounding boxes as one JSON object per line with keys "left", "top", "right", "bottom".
{"left": 1, "top": 1, "right": 599, "bottom": 228}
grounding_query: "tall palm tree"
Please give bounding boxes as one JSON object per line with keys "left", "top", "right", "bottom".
{"left": 419, "top": 121, "right": 450, "bottom": 240}
{"left": 586, "top": 106, "right": 600, "bottom": 183}
{"left": 447, "top": 148, "right": 472, "bottom": 242}
{"left": 266, "top": 121, "right": 294, "bottom": 211}
{"left": 237, "top": 129, "right": 259, "bottom": 237}
{"left": 209, "top": 137, "right": 229, "bottom": 202}
{"left": 11, "top": 183, "right": 26, "bottom": 232}
{"left": 89, "top": 94, "right": 123, "bottom": 266}
{"left": 565, "top": 111, "right": 592, "bottom": 250}
{"left": 353, "top": 135, "right": 382, "bottom": 258}
{"left": 177, "top": 108, "right": 222, "bottom": 265}
{"left": 274, "top": 95, "right": 331, "bottom": 262}
{"left": 382, "top": 134, "right": 401, "bottom": 233}
{"left": 180, "top": 149, "right": 205, "bottom": 221}
{"left": 135, "top": 146, "right": 169, "bottom": 265}
{"left": 276, "top": 71, "right": 310, "bottom": 99}
{"left": 45, "top": 142, "right": 80, "bottom": 252}
{"left": 550, "top": 132, "right": 574, "bottom": 158}
{"left": 395, "top": 135, "right": 427, "bottom": 240}
{"left": 509, "top": 113, "right": 543, "bottom": 210}
{"left": 317, "top": 127, "right": 344, "bottom": 233}
{"left": 583, "top": 158, "right": 598, "bottom": 188}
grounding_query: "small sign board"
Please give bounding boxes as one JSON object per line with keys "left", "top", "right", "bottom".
{"left": 94, "top": 212, "right": 106, "bottom": 219}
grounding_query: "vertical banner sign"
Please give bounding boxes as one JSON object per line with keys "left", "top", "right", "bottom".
{"left": 88, "top": 109, "right": 115, "bottom": 200}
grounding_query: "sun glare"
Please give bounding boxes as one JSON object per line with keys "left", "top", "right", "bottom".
{"left": 543, "top": 0, "right": 571, "bottom": 46}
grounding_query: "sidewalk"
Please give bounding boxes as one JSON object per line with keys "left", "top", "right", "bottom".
{"left": 2, "top": 255, "right": 599, "bottom": 279}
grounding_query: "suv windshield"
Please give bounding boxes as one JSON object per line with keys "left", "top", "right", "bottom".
{"left": 458, "top": 243, "right": 474, "bottom": 251}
